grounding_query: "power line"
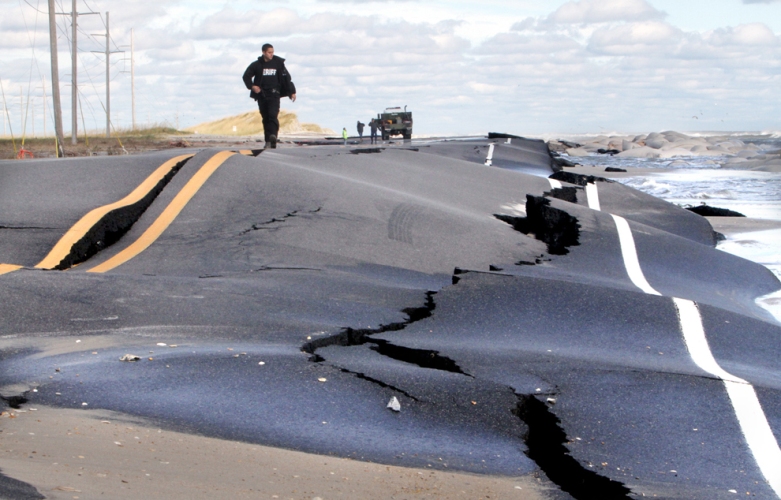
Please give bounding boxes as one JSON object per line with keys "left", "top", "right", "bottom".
{"left": 17, "top": 0, "right": 136, "bottom": 142}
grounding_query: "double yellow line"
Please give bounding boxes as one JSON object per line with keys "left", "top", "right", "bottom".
{"left": 88, "top": 150, "right": 235, "bottom": 273}
{"left": 0, "top": 264, "right": 22, "bottom": 276}
{"left": 1, "top": 150, "right": 237, "bottom": 276}
{"left": 35, "top": 154, "right": 194, "bottom": 270}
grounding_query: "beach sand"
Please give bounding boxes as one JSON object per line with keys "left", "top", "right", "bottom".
{"left": 0, "top": 406, "right": 551, "bottom": 500}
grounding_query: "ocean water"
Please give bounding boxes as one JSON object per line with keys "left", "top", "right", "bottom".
{"left": 569, "top": 146, "right": 781, "bottom": 324}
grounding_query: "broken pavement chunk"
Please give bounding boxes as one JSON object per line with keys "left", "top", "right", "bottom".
{"left": 119, "top": 354, "right": 141, "bottom": 362}
{"left": 387, "top": 396, "right": 401, "bottom": 412}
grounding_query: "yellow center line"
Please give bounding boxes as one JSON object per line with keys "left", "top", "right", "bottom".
{"left": 88, "top": 150, "right": 237, "bottom": 273}
{"left": 35, "top": 154, "right": 194, "bottom": 270}
{"left": 238, "top": 149, "right": 254, "bottom": 156}
{"left": 0, "top": 264, "right": 23, "bottom": 276}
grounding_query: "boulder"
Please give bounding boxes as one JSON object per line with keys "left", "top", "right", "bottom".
{"left": 616, "top": 146, "right": 661, "bottom": 158}
{"left": 565, "top": 148, "right": 591, "bottom": 157}
{"left": 707, "top": 145, "right": 733, "bottom": 154}
{"left": 645, "top": 139, "right": 669, "bottom": 149}
{"left": 662, "top": 131, "right": 691, "bottom": 142}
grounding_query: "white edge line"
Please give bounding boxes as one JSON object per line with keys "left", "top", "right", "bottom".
{"left": 548, "top": 179, "right": 562, "bottom": 190}
{"left": 485, "top": 143, "right": 494, "bottom": 166}
{"left": 725, "top": 380, "right": 781, "bottom": 497}
{"left": 674, "top": 297, "right": 781, "bottom": 497}
{"left": 610, "top": 214, "right": 661, "bottom": 296}
{"left": 585, "top": 182, "right": 601, "bottom": 211}
{"left": 673, "top": 298, "right": 743, "bottom": 383}
{"left": 610, "top": 197, "right": 781, "bottom": 496}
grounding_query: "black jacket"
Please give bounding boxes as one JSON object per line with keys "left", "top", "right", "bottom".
{"left": 242, "top": 55, "right": 296, "bottom": 100}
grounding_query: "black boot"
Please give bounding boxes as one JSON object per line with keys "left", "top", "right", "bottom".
{"left": 269, "top": 134, "right": 277, "bottom": 149}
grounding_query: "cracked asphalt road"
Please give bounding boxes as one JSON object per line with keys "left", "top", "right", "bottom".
{"left": 1, "top": 137, "right": 780, "bottom": 499}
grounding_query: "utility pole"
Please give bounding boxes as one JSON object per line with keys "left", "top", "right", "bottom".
{"left": 131, "top": 28, "right": 135, "bottom": 130}
{"left": 66, "top": 1, "right": 97, "bottom": 144}
{"left": 47, "top": 0, "right": 64, "bottom": 156}
{"left": 42, "top": 75, "right": 47, "bottom": 137}
{"left": 105, "top": 12, "right": 110, "bottom": 137}
{"left": 92, "top": 12, "right": 121, "bottom": 138}
{"left": 71, "top": 0, "right": 77, "bottom": 144}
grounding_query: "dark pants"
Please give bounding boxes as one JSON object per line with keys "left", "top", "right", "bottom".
{"left": 258, "top": 92, "right": 280, "bottom": 142}
{"left": 370, "top": 129, "right": 378, "bottom": 144}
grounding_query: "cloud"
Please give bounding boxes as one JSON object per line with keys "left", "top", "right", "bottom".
{"left": 588, "top": 21, "right": 683, "bottom": 55}
{"left": 2, "top": 0, "right": 780, "bottom": 136}
{"left": 742, "top": 0, "right": 781, "bottom": 3}
{"left": 318, "top": 0, "right": 418, "bottom": 2}
{"left": 549, "top": 0, "right": 665, "bottom": 24}
{"left": 146, "top": 41, "right": 196, "bottom": 61}
{"left": 712, "top": 22, "right": 779, "bottom": 45}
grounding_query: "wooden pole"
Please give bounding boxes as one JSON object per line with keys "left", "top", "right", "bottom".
{"left": 131, "top": 28, "right": 135, "bottom": 131}
{"left": 47, "top": 0, "right": 64, "bottom": 155}
{"left": 71, "top": 0, "right": 77, "bottom": 145}
{"left": 105, "top": 12, "right": 110, "bottom": 138}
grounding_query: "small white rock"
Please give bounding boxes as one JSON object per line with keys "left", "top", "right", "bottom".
{"left": 387, "top": 396, "right": 401, "bottom": 412}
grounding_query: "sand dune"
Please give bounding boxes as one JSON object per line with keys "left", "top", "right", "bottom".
{"left": 186, "top": 110, "right": 334, "bottom": 137}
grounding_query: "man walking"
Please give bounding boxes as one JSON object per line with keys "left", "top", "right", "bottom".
{"left": 356, "top": 121, "right": 365, "bottom": 142}
{"left": 243, "top": 44, "right": 297, "bottom": 149}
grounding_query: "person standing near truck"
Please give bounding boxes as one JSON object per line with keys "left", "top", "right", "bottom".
{"left": 342, "top": 128, "right": 348, "bottom": 145}
{"left": 242, "top": 44, "right": 297, "bottom": 149}
{"left": 369, "top": 119, "right": 379, "bottom": 144}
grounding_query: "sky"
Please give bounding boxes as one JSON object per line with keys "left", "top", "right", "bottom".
{"left": 0, "top": 0, "right": 780, "bottom": 137}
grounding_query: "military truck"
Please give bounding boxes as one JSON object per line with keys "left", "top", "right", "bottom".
{"left": 378, "top": 106, "right": 413, "bottom": 140}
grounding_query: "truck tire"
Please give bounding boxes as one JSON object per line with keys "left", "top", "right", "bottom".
{"left": 403, "top": 130, "right": 412, "bottom": 140}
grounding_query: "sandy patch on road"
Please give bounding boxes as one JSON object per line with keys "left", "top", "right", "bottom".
{"left": 0, "top": 406, "right": 552, "bottom": 500}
